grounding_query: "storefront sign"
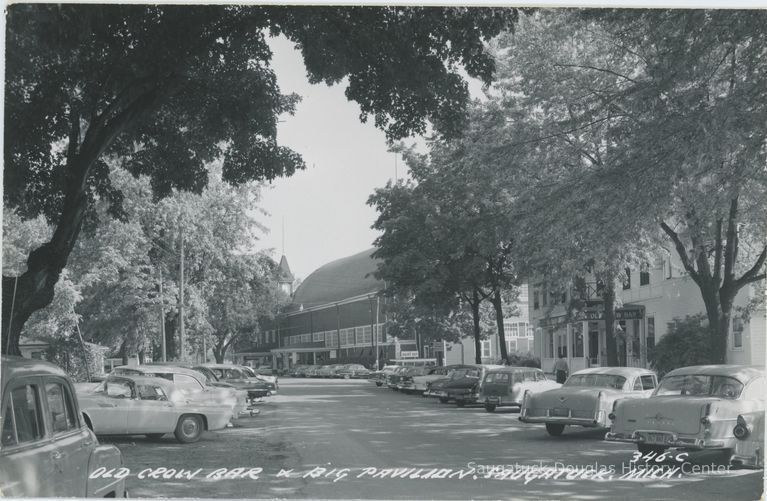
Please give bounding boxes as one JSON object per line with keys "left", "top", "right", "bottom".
{"left": 399, "top": 351, "right": 419, "bottom": 358}
{"left": 538, "top": 307, "right": 644, "bottom": 328}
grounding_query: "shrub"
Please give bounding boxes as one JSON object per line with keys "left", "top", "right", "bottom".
{"left": 506, "top": 352, "right": 541, "bottom": 368}
{"left": 649, "top": 314, "right": 712, "bottom": 377}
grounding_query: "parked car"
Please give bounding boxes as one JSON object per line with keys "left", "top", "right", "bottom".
{"left": 605, "top": 365, "right": 765, "bottom": 460}
{"left": 410, "top": 365, "right": 460, "bottom": 394}
{"left": 142, "top": 361, "right": 234, "bottom": 390}
{"left": 240, "top": 365, "right": 279, "bottom": 388}
{"left": 317, "top": 364, "right": 344, "bottom": 378}
{"left": 424, "top": 366, "right": 481, "bottom": 401}
{"left": 78, "top": 375, "right": 233, "bottom": 443}
{"left": 372, "top": 365, "right": 401, "bottom": 386}
{"left": 397, "top": 366, "right": 433, "bottom": 393}
{"left": 444, "top": 364, "right": 505, "bottom": 406}
{"left": 479, "top": 367, "right": 561, "bottom": 412}
{"left": 199, "top": 364, "right": 276, "bottom": 397}
{"left": 110, "top": 365, "right": 253, "bottom": 417}
{"left": 304, "top": 365, "right": 323, "bottom": 378}
{"left": 386, "top": 366, "right": 410, "bottom": 390}
{"left": 520, "top": 367, "right": 657, "bottom": 436}
{"left": 732, "top": 408, "right": 764, "bottom": 468}
{"left": 336, "top": 364, "right": 372, "bottom": 379}
{"left": 0, "top": 356, "right": 127, "bottom": 498}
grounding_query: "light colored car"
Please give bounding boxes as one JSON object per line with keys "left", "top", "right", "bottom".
{"left": 336, "top": 364, "right": 372, "bottom": 379}
{"left": 479, "top": 367, "right": 561, "bottom": 412}
{"left": 0, "top": 356, "right": 126, "bottom": 497}
{"left": 78, "top": 375, "right": 233, "bottom": 443}
{"left": 386, "top": 366, "right": 411, "bottom": 389}
{"left": 372, "top": 365, "right": 401, "bottom": 386}
{"left": 732, "top": 408, "right": 764, "bottom": 468}
{"left": 605, "top": 365, "right": 765, "bottom": 460}
{"left": 240, "top": 366, "right": 279, "bottom": 387}
{"left": 317, "top": 364, "right": 344, "bottom": 378}
{"left": 520, "top": 367, "right": 657, "bottom": 436}
{"left": 110, "top": 365, "right": 253, "bottom": 417}
{"left": 397, "top": 366, "right": 432, "bottom": 392}
{"left": 200, "top": 364, "right": 276, "bottom": 397}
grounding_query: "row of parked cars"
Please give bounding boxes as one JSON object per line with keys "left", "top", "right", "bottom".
{"left": 373, "top": 362, "right": 765, "bottom": 468}
{"left": 288, "top": 363, "right": 372, "bottom": 379}
{"left": 0, "top": 355, "right": 278, "bottom": 497}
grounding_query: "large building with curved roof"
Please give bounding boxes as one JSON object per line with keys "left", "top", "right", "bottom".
{"left": 236, "top": 249, "right": 417, "bottom": 368}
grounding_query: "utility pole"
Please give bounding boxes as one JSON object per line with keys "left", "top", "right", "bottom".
{"left": 375, "top": 295, "right": 380, "bottom": 371}
{"left": 159, "top": 271, "right": 166, "bottom": 362}
{"left": 178, "top": 225, "right": 185, "bottom": 361}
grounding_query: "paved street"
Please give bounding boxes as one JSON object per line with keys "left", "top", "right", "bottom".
{"left": 104, "top": 379, "right": 764, "bottom": 500}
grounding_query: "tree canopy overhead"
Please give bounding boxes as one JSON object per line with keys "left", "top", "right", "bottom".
{"left": 3, "top": 4, "right": 519, "bottom": 355}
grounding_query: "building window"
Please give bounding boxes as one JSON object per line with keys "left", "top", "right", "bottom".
{"left": 313, "top": 332, "right": 323, "bottom": 343}
{"left": 362, "top": 326, "right": 372, "bottom": 344}
{"left": 542, "top": 288, "right": 548, "bottom": 307}
{"left": 509, "top": 323, "right": 519, "bottom": 338}
{"left": 623, "top": 267, "right": 631, "bottom": 290}
{"left": 640, "top": 267, "right": 650, "bottom": 286}
{"left": 647, "top": 317, "right": 655, "bottom": 351}
{"left": 732, "top": 318, "right": 743, "bottom": 349}
{"left": 546, "top": 329, "right": 554, "bottom": 358}
{"left": 527, "top": 324, "right": 534, "bottom": 337}
{"left": 505, "top": 338, "right": 516, "bottom": 354}
{"left": 533, "top": 291, "right": 540, "bottom": 310}
{"left": 481, "top": 340, "right": 491, "bottom": 358}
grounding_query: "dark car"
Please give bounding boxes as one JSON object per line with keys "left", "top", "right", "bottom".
{"left": 424, "top": 365, "right": 480, "bottom": 402}
{"left": 0, "top": 356, "right": 127, "bottom": 497}
{"left": 445, "top": 365, "right": 505, "bottom": 407}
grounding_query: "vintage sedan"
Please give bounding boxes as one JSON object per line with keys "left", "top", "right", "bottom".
{"left": 409, "top": 365, "right": 457, "bottom": 394}
{"left": 520, "top": 367, "right": 657, "bottom": 436}
{"left": 0, "top": 356, "right": 127, "bottom": 498}
{"left": 240, "top": 365, "right": 279, "bottom": 387}
{"left": 605, "top": 365, "right": 765, "bottom": 460}
{"left": 372, "top": 365, "right": 401, "bottom": 386}
{"left": 732, "top": 408, "right": 764, "bottom": 468}
{"left": 386, "top": 366, "right": 411, "bottom": 390}
{"left": 397, "top": 366, "right": 433, "bottom": 393}
{"left": 336, "top": 364, "right": 372, "bottom": 379}
{"left": 444, "top": 364, "right": 505, "bottom": 406}
{"left": 111, "top": 365, "right": 254, "bottom": 416}
{"left": 424, "top": 367, "right": 478, "bottom": 401}
{"left": 79, "top": 375, "right": 233, "bottom": 443}
{"left": 479, "top": 367, "right": 561, "bottom": 412}
{"left": 199, "top": 364, "right": 276, "bottom": 397}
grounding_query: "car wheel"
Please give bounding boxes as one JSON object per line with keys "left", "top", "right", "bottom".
{"left": 545, "top": 423, "right": 565, "bottom": 436}
{"left": 637, "top": 444, "right": 667, "bottom": 456}
{"left": 485, "top": 404, "right": 496, "bottom": 412}
{"left": 439, "top": 397, "right": 449, "bottom": 404}
{"left": 145, "top": 433, "right": 165, "bottom": 440}
{"left": 456, "top": 400, "right": 466, "bottom": 408}
{"left": 174, "top": 414, "right": 204, "bottom": 443}
{"left": 375, "top": 382, "right": 383, "bottom": 387}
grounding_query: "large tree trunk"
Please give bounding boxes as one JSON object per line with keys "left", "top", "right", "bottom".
{"left": 471, "top": 289, "right": 482, "bottom": 364}
{"left": 602, "top": 280, "right": 620, "bottom": 367}
{"left": 491, "top": 289, "right": 509, "bottom": 362}
{"left": 661, "top": 198, "right": 766, "bottom": 366}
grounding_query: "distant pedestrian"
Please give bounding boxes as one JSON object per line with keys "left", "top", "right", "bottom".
{"left": 553, "top": 355, "right": 569, "bottom": 384}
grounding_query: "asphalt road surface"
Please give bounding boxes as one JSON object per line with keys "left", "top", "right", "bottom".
{"left": 103, "top": 378, "right": 765, "bottom": 500}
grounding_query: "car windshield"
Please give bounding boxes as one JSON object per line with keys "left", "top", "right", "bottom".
{"left": 655, "top": 375, "right": 744, "bottom": 399}
{"left": 564, "top": 374, "right": 627, "bottom": 390}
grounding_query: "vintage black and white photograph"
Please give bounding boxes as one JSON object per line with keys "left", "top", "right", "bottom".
{"left": 1, "top": 2, "right": 766, "bottom": 499}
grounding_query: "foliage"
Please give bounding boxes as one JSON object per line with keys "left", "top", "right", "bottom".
{"left": 648, "top": 315, "right": 711, "bottom": 377}
{"left": 3, "top": 4, "right": 519, "bottom": 355}
{"left": 43, "top": 336, "right": 106, "bottom": 383}
{"left": 505, "top": 352, "right": 541, "bottom": 368}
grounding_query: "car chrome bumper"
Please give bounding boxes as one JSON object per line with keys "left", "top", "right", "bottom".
{"left": 605, "top": 431, "right": 730, "bottom": 449}
{"left": 519, "top": 410, "right": 607, "bottom": 427}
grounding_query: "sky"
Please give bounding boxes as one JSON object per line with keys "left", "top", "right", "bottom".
{"left": 254, "top": 36, "right": 411, "bottom": 281}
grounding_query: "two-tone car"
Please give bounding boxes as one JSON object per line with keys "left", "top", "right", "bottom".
{"left": 240, "top": 366, "right": 279, "bottom": 388}
{"left": 199, "top": 364, "right": 276, "bottom": 398}
{"left": 110, "top": 365, "right": 254, "bottom": 417}
{"left": 0, "top": 356, "right": 127, "bottom": 497}
{"left": 444, "top": 364, "right": 505, "bottom": 407}
{"left": 479, "top": 367, "right": 561, "bottom": 412}
{"left": 409, "top": 365, "right": 458, "bottom": 395}
{"left": 605, "top": 364, "right": 765, "bottom": 460}
{"left": 520, "top": 367, "right": 657, "bottom": 436}
{"left": 78, "top": 374, "right": 233, "bottom": 443}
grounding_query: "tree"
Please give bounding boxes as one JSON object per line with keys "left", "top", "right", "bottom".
{"left": 3, "top": 5, "right": 519, "bottom": 354}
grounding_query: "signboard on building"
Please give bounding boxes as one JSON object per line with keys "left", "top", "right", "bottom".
{"left": 538, "top": 307, "right": 645, "bottom": 328}
{"left": 399, "top": 351, "right": 419, "bottom": 359}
